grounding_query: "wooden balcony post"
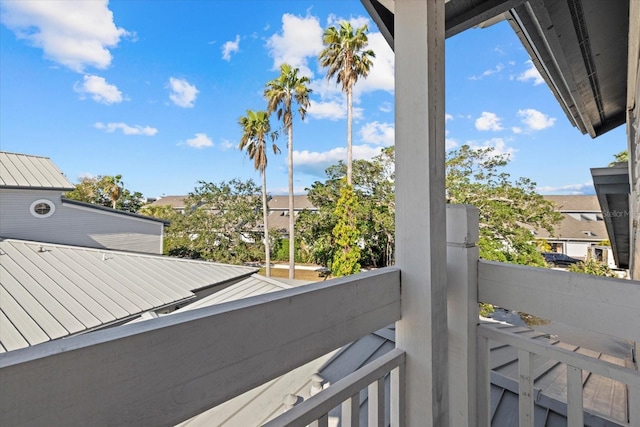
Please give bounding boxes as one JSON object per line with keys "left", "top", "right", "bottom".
{"left": 446, "top": 205, "right": 480, "bottom": 427}
{"left": 395, "top": 0, "right": 448, "bottom": 425}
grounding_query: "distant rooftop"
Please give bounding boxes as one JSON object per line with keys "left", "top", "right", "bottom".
{"left": 0, "top": 151, "right": 74, "bottom": 191}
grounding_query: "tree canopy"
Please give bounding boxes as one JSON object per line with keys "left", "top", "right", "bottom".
{"left": 65, "top": 174, "right": 144, "bottom": 213}
{"left": 163, "top": 178, "right": 264, "bottom": 264}
{"left": 446, "top": 145, "right": 562, "bottom": 266}
{"left": 298, "top": 145, "right": 560, "bottom": 270}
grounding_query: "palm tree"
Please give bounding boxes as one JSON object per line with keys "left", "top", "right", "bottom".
{"left": 103, "top": 175, "right": 123, "bottom": 209}
{"left": 319, "top": 21, "right": 375, "bottom": 186}
{"left": 264, "top": 63, "right": 311, "bottom": 279}
{"left": 238, "top": 110, "right": 279, "bottom": 277}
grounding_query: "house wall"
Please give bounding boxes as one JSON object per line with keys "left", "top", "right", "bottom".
{"left": 0, "top": 189, "right": 163, "bottom": 254}
{"left": 628, "top": 0, "right": 640, "bottom": 281}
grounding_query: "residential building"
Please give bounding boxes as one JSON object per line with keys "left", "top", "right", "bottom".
{"left": 535, "top": 195, "right": 611, "bottom": 261}
{"left": 0, "top": 151, "right": 168, "bottom": 255}
{"left": 1, "top": 1, "right": 638, "bottom": 426}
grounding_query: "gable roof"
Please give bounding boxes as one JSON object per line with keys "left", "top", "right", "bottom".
{"left": 0, "top": 238, "right": 257, "bottom": 353}
{"left": 531, "top": 212, "right": 608, "bottom": 241}
{"left": 61, "top": 197, "right": 170, "bottom": 225}
{"left": 543, "top": 195, "right": 603, "bottom": 212}
{"left": 149, "top": 195, "right": 188, "bottom": 209}
{"left": 0, "top": 151, "right": 75, "bottom": 191}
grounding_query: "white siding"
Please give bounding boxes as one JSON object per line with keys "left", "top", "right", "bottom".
{"left": 0, "top": 189, "right": 163, "bottom": 254}
{"left": 565, "top": 242, "right": 588, "bottom": 258}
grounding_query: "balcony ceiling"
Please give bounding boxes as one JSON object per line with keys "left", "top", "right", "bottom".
{"left": 360, "top": 0, "right": 630, "bottom": 138}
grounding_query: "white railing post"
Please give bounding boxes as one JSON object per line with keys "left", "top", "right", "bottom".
{"left": 395, "top": 0, "right": 448, "bottom": 425}
{"left": 446, "top": 204, "right": 480, "bottom": 427}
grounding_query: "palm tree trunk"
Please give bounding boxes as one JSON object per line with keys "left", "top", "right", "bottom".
{"left": 347, "top": 87, "right": 353, "bottom": 186}
{"left": 288, "top": 125, "right": 295, "bottom": 279}
{"left": 261, "top": 170, "right": 271, "bottom": 277}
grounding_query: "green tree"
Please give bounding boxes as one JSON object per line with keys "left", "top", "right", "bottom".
{"left": 331, "top": 179, "right": 361, "bottom": 276}
{"left": 568, "top": 259, "right": 617, "bottom": 277}
{"left": 319, "top": 21, "right": 375, "bottom": 186}
{"left": 164, "top": 178, "right": 263, "bottom": 264}
{"left": 238, "top": 109, "right": 280, "bottom": 277}
{"left": 297, "top": 148, "right": 394, "bottom": 268}
{"left": 264, "top": 63, "right": 311, "bottom": 279}
{"left": 609, "top": 150, "right": 629, "bottom": 166}
{"left": 138, "top": 204, "right": 179, "bottom": 221}
{"left": 65, "top": 175, "right": 144, "bottom": 213}
{"left": 446, "top": 145, "right": 562, "bottom": 265}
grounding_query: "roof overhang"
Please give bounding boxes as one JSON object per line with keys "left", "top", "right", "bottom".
{"left": 361, "top": 0, "right": 630, "bottom": 137}
{"left": 591, "top": 163, "right": 631, "bottom": 269}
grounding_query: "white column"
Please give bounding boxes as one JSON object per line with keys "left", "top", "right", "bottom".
{"left": 446, "top": 205, "right": 480, "bottom": 427}
{"left": 395, "top": 0, "right": 448, "bottom": 425}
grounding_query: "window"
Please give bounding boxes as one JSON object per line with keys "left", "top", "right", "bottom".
{"left": 30, "top": 199, "right": 55, "bottom": 218}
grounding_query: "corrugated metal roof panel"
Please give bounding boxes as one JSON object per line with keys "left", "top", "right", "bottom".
{"left": 0, "top": 152, "right": 75, "bottom": 190}
{"left": 0, "top": 238, "right": 257, "bottom": 352}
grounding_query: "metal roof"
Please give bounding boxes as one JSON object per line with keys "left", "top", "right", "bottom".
{"left": 0, "top": 238, "right": 256, "bottom": 353}
{"left": 361, "top": 0, "right": 631, "bottom": 137}
{"left": 0, "top": 151, "right": 75, "bottom": 190}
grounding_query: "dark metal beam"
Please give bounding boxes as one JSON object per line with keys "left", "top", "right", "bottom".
{"left": 445, "top": 0, "right": 527, "bottom": 38}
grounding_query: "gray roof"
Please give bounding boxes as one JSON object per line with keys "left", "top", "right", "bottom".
{"left": 0, "top": 151, "right": 75, "bottom": 190}
{"left": 543, "top": 195, "right": 603, "bottom": 212}
{"left": 531, "top": 213, "right": 608, "bottom": 241}
{"left": 0, "top": 238, "right": 256, "bottom": 353}
{"left": 149, "top": 195, "right": 188, "bottom": 209}
{"left": 61, "top": 197, "right": 170, "bottom": 225}
{"left": 267, "top": 195, "right": 316, "bottom": 211}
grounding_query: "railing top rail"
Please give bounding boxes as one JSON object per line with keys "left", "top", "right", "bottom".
{"left": 0, "top": 268, "right": 401, "bottom": 427}
{"left": 478, "top": 260, "right": 640, "bottom": 342}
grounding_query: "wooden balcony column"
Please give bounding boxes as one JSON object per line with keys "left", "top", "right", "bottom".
{"left": 394, "top": 0, "right": 448, "bottom": 425}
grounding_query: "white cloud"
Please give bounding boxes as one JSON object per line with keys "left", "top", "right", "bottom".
{"left": 221, "top": 35, "right": 240, "bottom": 61}
{"left": 475, "top": 112, "right": 504, "bottom": 131}
{"left": 445, "top": 114, "right": 454, "bottom": 121}
{"left": 536, "top": 182, "right": 594, "bottom": 195}
{"left": 266, "top": 13, "right": 323, "bottom": 77}
{"left": 168, "top": 77, "right": 198, "bottom": 108}
{"left": 1, "top": 0, "right": 130, "bottom": 72}
{"left": 446, "top": 138, "right": 459, "bottom": 150}
{"left": 353, "top": 31, "right": 394, "bottom": 95}
{"left": 379, "top": 102, "right": 392, "bottom": 113}
{"left": 512, "top": 126, "right": 523, "bottom": 134}
{"left": 182, "top": 133, "right": 213, "bottom": 149}
{"left": 468, "top": 138, "right": 516, "bottom": 159}
{"left": 470, "top": 63, "right": 505, "bottom": 81}
{"left": 517, "top": 60, "right": 544, "bottom": 85}
{"left": 359, "top": 122, "right": 394, "bottom": 146}
{"left": 95, "top": 122, "right": 157, "bottom": 136}
{"left": 308, "top": 99, "right": 346, "bottom": 120}
{"left": 74, "top": 75, "right": 123, "bottom": 104}
{"left": 219, "top": 138, "right": 235, "bottom": 150}
{"left": 518, "top": 108, "right": 555, "bottom": 130}
{"left": 294, "top": 144, "right": 384, "bottom": 177}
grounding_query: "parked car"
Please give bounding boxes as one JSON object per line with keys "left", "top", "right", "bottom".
{"left": 542, "top": 252, "right": 581, "bottom": 267}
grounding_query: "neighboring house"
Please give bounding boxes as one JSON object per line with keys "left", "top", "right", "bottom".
{"left": 534, "top": 195, "right": 611, "bottom": 260}
{"left": 150, "top": 194, "right": 318, "bottom": 236}
{"left": 0, "top": 237, "right": 257, "bottom": 353}
{"left": 0, "top": 152, "right": 168, "bottom": 254}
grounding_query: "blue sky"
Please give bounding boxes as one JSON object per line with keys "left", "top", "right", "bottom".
{"left": 0, "top": 0, "right": 626, "bottom": 199}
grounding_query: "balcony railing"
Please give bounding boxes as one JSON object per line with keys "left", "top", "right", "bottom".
{"left": 1, "top": 205, "right": 639, "bottom": 427}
